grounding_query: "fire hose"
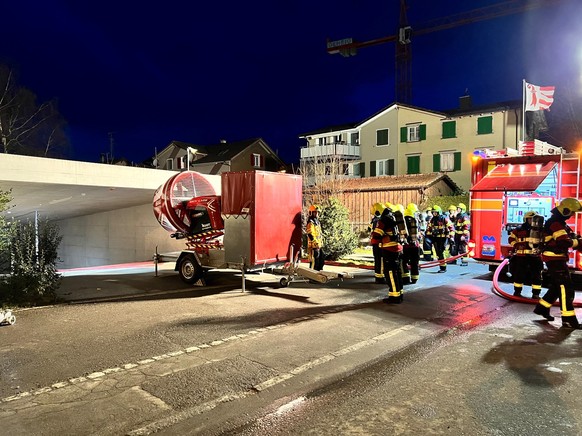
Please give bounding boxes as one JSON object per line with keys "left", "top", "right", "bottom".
{"left": 491, "top": 257, "right": 582, "bottom": 307}
{"left": 418, "top": 252, "right": 467, "bottom": 269}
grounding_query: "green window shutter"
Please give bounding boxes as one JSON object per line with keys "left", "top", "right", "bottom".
{"left": 359, "top": 162, "right": 365, "bottom": 177}
{"left": 477, "top": 116, "right": 493, "bottom": 134}
{"left": 433, "top": 153, "right": 440, "bottom": 172}
{"left": 419, "top": 124, "right": 426, "bottom": 140}
{"left": 370, "top": 161, "right": 376, "bottom": 177}
{"left": 454, "top": 152, "right": 462, "bottom": 171}
{"left": 400, "top": 127, "right": 407, "bottom": 143}
{"left": 388, "top": 159, "right": 395, "bottom": 175}
{"left": 407, "top": 156, "right": 420, "bottom": 174}
{"left": 442, "top": 121, "right": 456, "bottom": 139}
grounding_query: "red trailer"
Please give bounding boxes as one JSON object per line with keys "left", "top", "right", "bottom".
{"left": 153, "top": 170, "right": 350, "bottom": 287}
{"left": 469, "top": 148, "right": 582, "bottom": 280}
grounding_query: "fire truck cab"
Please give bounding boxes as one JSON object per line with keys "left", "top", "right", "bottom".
{"left": 470, "top": 141, "right": 582, "bottom": 280}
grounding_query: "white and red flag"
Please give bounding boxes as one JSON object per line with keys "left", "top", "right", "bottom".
{"left": 525, "top": 82, "right": 555, "bottom": 111}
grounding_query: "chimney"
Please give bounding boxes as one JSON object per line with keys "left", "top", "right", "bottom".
{"left": 459, "top": 95, "right": 472, "bottom": 110}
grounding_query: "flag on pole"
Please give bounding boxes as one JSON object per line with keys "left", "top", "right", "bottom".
{"left": 524, "top": 82, "right": 555, "bottom": 111}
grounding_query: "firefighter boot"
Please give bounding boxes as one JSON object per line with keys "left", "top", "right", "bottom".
{"left": 531, "top": 291, "right": 540, "bottom": 300}
{"left": 375, "top": 277, "right": 385, "bottom": 284}
{"left": 561, "top": 316, "right": 582, "bottom": 329}
{"left": 513, "top": 284, "right": 523, "bottom": 297}
{"left": 533, "top": 303, "right": 555, "bottom": 321}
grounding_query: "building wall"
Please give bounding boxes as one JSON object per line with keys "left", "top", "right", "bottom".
{"left": 57, "top": 204, "right": 186, "bottom": 268}
{"left": 359, "top": 107, "right": 399, "bottom": 175}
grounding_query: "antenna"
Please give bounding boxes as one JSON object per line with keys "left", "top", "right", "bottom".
{"left": 108, "top": 132, "right": 115, "bottom": 163}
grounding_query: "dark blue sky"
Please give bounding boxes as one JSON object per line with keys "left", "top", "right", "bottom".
{"left": 1, "top": 0, "right": 580, "bottom": 164}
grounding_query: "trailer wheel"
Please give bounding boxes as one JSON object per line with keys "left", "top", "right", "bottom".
{"left": 279, "top": 277, "right": 289, "bottom": 287}
{"left": 178, "top": 254, "right": 203, "bottom": 285}
{"left": 7, "top": 315, "right": 15, "bottom": 325}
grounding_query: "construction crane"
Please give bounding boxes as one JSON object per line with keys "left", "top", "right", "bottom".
{"left": 327, "top": 0, "right": 565, "bottom": 104}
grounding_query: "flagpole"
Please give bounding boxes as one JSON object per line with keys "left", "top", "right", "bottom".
{"left": 522, "top": 79, "right": 526, "bottom": 143}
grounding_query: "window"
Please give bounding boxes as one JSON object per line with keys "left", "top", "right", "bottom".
{"left": 408, "top": 125, "right": 420, "bottom": 142}
{"left": 376, "top": 129, "right": 389, "bottom": 146}
{"left": 252, "top": 153, "right": 262, "bottom": 168}
{"left": 350, "top": 132, "right": 359, "bottom": 145}
{"left": 407, "top": 155, "right": 420, "bottom": 174}
{"left": 376, "top": 159, "right": 395, "bottom": 176}
{"left": 352, "top": 162, "right": 361, "bottom": 176}
{"left": 477, "top": 116, "right": 493, "bottom": 135}
{"left": 400, "top": 124, "right": 426, "bottom": 142}
{"left": 334, "top": 134, "right": 342, "bottom": 143}
{"left": 166, "top": 158, "right": 173, "bottom": 170}
{"left": 442, "top": 121, "right": 456, "bottom": 139}
{"left": 317, "top": 137, "right": 328, "bottom": 146}
{"left": 433, "top": 151, "right": 461, "bottom": 172}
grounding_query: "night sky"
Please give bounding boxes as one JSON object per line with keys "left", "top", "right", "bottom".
{"left": 1, "top": 0, "right": 580, "bottom": 165}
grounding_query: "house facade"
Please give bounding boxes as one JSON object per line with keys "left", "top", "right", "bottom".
{"left": 299, "top": 98, "right": 522, "bottom": 191}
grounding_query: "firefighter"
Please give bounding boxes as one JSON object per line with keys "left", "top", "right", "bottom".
{"left": 371, "top": 204, "right": 404, "bottom": 303}
{"left": 306, "top": 204, "right": 325, "bottom": 271}
{"left": 454, "top": 202, "right": 471, "bottom": 266}
{"left": 368, "top": 202, "right": 385, "bottom": 283}
{"left": 509, "top": 211, "right": 543, "bottom": 298}
{"left": 402, "top": 203, "right": 420, "bottom": 284}
{"left": 533, "top": 198, "right": 582, "bottom": 328}
{"left": 428, "top": 205, "right": 454, "bottom": 273}
{"left": 447, "top": 205, "right": 458, "bottom": 263}
{"left": 422, "top": 206, "right": 434, "bottom": 261}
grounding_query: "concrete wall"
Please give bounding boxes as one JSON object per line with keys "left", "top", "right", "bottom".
{"left": 57, "top": 204, "right": 186, "bottom": 268}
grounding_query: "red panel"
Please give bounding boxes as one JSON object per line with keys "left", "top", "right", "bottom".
{"left": 253, "top": 171, "right": 303, "bottom": 264}
{"left": 470, "top": 161, "right": 557, "bottom": 192}
{"left": 221, "top": 172, "right": 254, "bottom": 215}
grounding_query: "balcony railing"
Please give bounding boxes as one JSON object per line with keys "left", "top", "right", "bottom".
{"left": 300, "top": 143, "right": 360, "bottom": 160}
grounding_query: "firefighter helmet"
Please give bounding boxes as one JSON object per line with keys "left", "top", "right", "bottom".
{"left": 448, "top": 205, "right": 456, "bottom": 212}
{"left": 458, "top": 203, "right": 467, "bottom": 212}
{"left": 394, "top": 204, "right": 405, "bottom": 213}
{"left": 384, "top": 202, "right": 394, "bottom": 212}
{"left": 308, "top": 204, "right": 320, "bottom": 213}
{"left": 424, "top": 206, "right": 432, "bottom": 213}
{"left": 556, "top": 198, "right": 581, "bottom": 217}
{"left": 432, "top": 205, "right": 442, "bottom": 214}
{"left": 406, "top": 203, "right": 418, "bottom": 213}
{"left": 523, "top": 210, "right": 538, "bottom": 222}
{"left": 370, "top": 202, "right": 384, "bottom": 216}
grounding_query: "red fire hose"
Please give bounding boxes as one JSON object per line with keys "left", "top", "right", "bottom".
{"left": 419, "top": 252, "right": 467, "bottom": 269}
{"left": 491, "top": 257, "right": 582, "bottom": 307}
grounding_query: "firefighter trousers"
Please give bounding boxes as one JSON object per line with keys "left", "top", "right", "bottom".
{"left": 422, "top": 236, "right": 433, "bottom": 261}
{"left": 454, "top": 235, "right": 468, "bottom": 265}
{"left": 538, "top": 260, "right": 576, "bottom": 319}
{"left": 309, "top": 247, "right": 325, "bottom": 271}
{"left": 509, "top": 255, "right": 543, "bottom": 296}
{"left": 382, "top": 251, "right": 403, "bottom": 300}
{"left": 372, "top": 244, "right": 384, "bottom": 282}
{"left": 433, "top": 237, "right": 447, "bottom": 271}
{"left": 401, "top": 244, "right": 420, "bottom": 284}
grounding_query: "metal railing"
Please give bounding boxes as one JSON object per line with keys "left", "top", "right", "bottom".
{"left": 300, "top": 143, "right": 360, "bottom": 160}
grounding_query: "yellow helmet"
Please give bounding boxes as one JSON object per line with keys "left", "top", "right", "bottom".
{"left": 458, "top": 203, "right": 467, "bottom": 212}
{"left": 523, "top": 210, "right": 537, "bottom": 222}
{"left": 406, "top": 203, "right": 418, "bottom": 213}
{"left": 448, "top": 205, "right": 457, "bottom": 212}
{"left": 384, "top": 202, "right": 394, "bottom": 212}
{"left": 433, "top": 205, "right": 442, "bottom": 214}
{"left": 556, "top": 198, "right": 581, "bottom": 217}
{"left": 424, "top": 206, "right": 432, "bottom": 213}
{"left": 308, "top": 204, "right": 320, "bottom": 213}
{"left": 370, "top": 202, "right": 384, "bottom": 216}
{"left": 395, "top": 204, "right": 405, "bottom": 213}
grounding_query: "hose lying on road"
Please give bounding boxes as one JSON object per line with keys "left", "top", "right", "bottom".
{"left": 491, "top": 257, "right": 582, "bottom": 307}
{"left": 419, "top": 252, "right": 467, "bottom": 269}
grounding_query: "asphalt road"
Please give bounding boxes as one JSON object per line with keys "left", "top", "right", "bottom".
{"left": 2, "top": 261, "right": 582, "bottom": 435}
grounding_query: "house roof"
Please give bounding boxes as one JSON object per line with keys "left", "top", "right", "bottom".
{"left": 298, "top": 102, "right": 447, "bottom": 137}
{"left": 444, "top": 100, "right": 521, "bottom": 117}
{"left": 190, "top": 138, "right": 286, "bottom": 166}
{"left": 312, "top": 173, "right": 460, "bottom": 193}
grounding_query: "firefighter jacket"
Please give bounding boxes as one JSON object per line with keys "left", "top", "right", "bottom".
{"left": 508, "top": 222, "right": 538, "bottom": 256}
{"left": 369, "top": 215, "right": 381, "bottom": 246}
{"left": 454, "top": 212, "right": 471, "bottom": 237}
{"left": 427, "top": 214, "right": 454, "bottom": 239}
{"left": 541, "top": 209, "right": 580, "bottom": 262}
{"left": 404, "top": 215, "right": 420, "bottom": 246}
{"left": 371, "top": 210, "right": 403, "bottom": 253}
{"left": 306, "top": 216, "right": 323, "bottom": 249}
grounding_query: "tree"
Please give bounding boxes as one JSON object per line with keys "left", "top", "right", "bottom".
{"left": 0, "top": 64, "right": 70, "bottom": 157}
{"left": 319, "top": 197, "right": 359, "bottom": 261}
{"left": 0, "top": 189, "right": 13, "bottom": 273}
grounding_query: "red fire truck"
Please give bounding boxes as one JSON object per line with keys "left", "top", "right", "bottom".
{"left": 470, "top": 142, "right": 582, "bottom": 281}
